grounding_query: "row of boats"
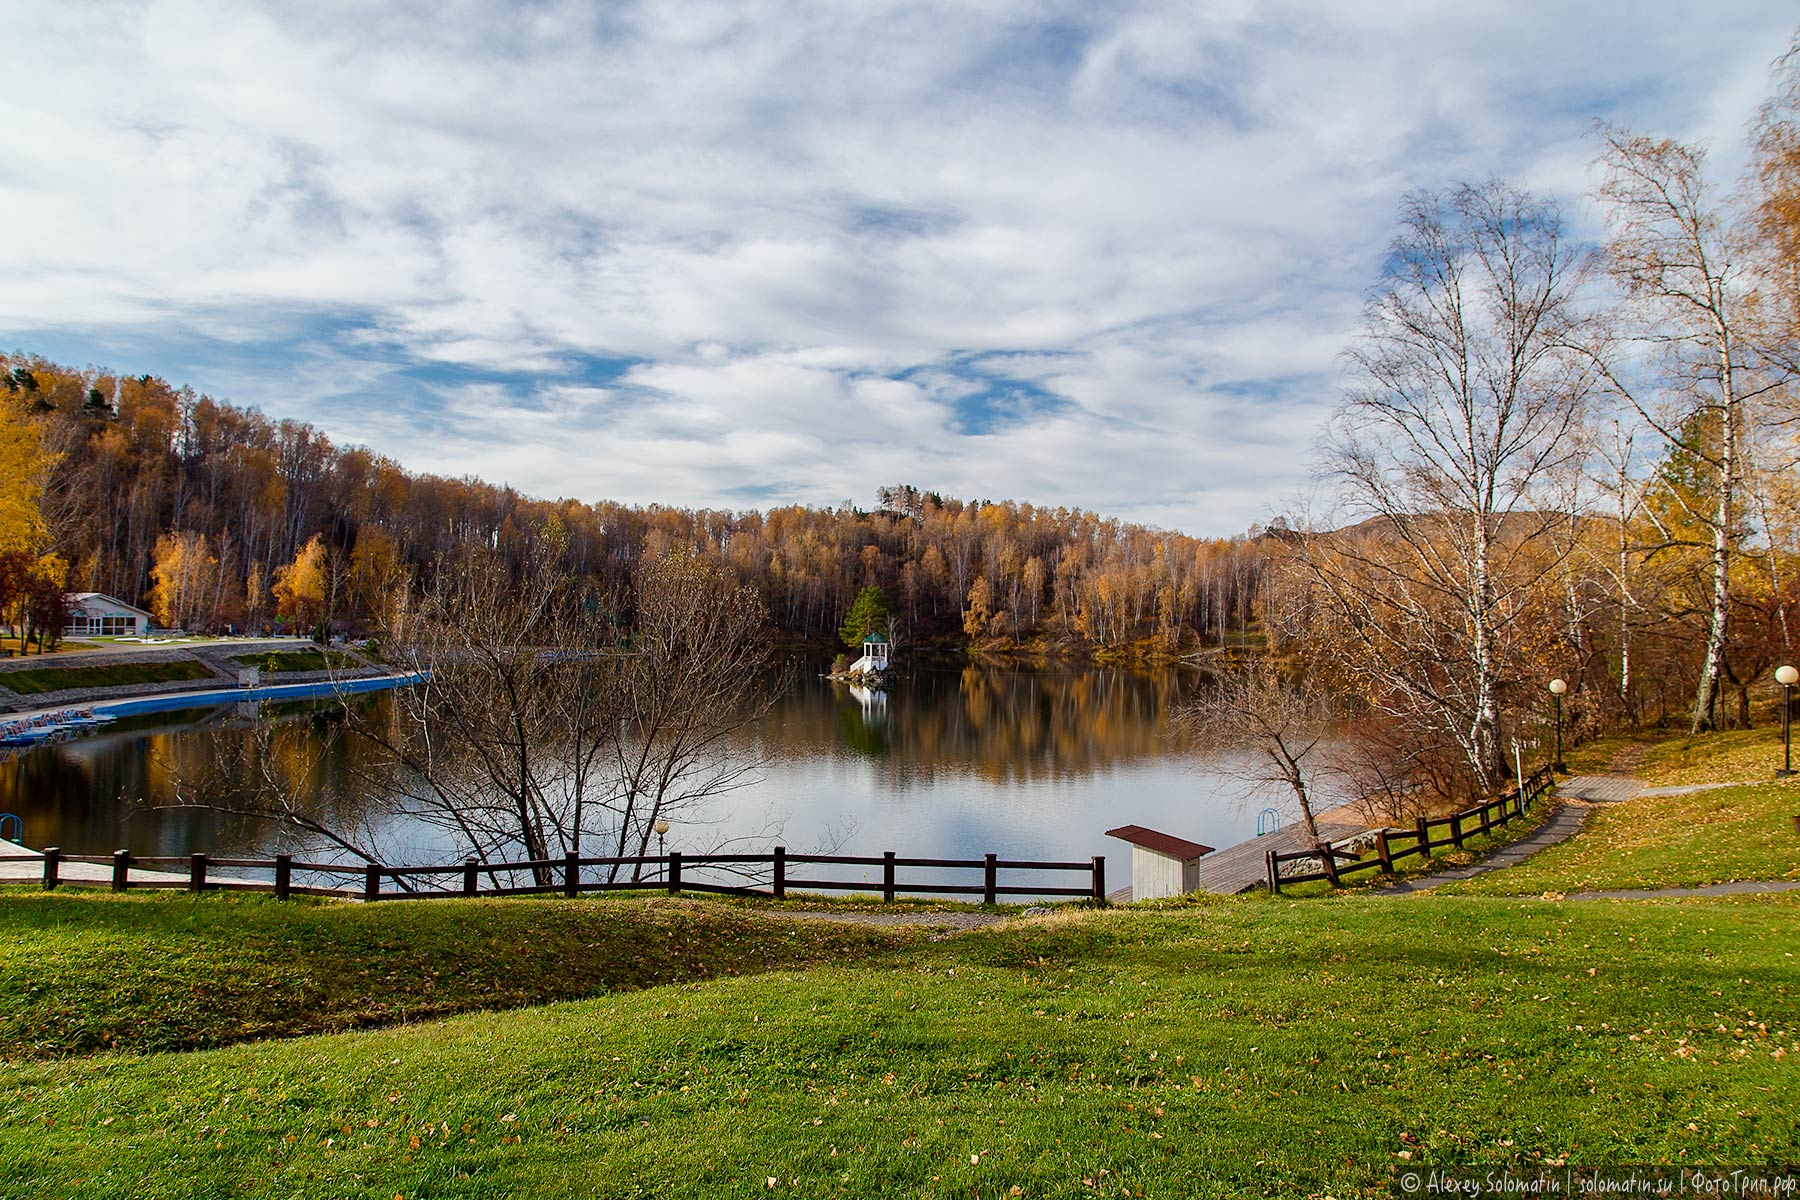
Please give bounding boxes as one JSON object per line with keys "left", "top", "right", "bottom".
{"left": 0, "top": 708, "right": 118, "bottom": 747}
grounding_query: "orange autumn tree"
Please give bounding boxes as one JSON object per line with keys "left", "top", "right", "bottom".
{"left": 273, "top": 534, "right": 329, "bottom": 633}
{"left": 147, "top": 531, "right": 219, "bottom": 631}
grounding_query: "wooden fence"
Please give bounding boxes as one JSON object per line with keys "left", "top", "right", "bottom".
{"left": 1264, "top": 765, "right": 1558, "bottom": 893}
{"left": 2, "top": 845, "right": 1107, "bottom": 906}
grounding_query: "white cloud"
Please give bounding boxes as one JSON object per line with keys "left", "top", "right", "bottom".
{"left": 0, "top": 0, "right": 1793, "bottom": 533}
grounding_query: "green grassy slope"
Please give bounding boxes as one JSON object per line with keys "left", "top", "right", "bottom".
{"left": 1443, "top": 780, "right": 1800, "bottom": 895}
{"left": 2, "top": 894, "right": 1795, "bottom": 1198}
{"left": 0, "top": 658, "right": 214, "bottom": 694}
{"left": 0, "top": 892, "right": 910, "bottom": 1059}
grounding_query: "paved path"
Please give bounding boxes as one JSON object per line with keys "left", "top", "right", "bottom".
{"left": 1376, "top": 773, "right": 1788, "bottom": 898}
{"left": 1380, "top": 800, "right": 1591, "bottom": 894}
{"left": 1636, "top": 780, "right": 1757, "bottom": 797}
{"left": 1565, "top": 879, "right": 1800, "bottom": 901}
{"left": 1555, "top": 775, "right": 1642, "bottom": 803}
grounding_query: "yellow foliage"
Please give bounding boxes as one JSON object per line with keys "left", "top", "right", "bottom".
{"left": 273, "top": 535, "right": 329, "bottom": 626}
{"left": 148, "top": 532, "right": 216, "bottom": 628}
{"left": 0, "top": 396, "right": 58, "bottom": 554}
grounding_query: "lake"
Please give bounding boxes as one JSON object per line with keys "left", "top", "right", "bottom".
{"left": 0, "top": 662, "right": 1291, "bottom": 876}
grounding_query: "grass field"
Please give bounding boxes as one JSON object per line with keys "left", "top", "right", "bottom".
{"left": 1, "top": 891, "right": 1795, "bottom": 1198}
{"left": 1440, "top": 779, "right": 1800, "bottom": 896}
{"left": 0, "top": 657, "right": 215, "bottom": 695}
{"left": 0, "top": 892, "right": 909, "bottom": 1059}
{"left": 1561, "top": 724, "right": 1793, "bottom": 787}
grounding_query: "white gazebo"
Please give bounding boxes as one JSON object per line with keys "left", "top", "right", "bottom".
{"left": 848, "top": 630, "right": 890, "bottom": 674}
{"left": 1104, "top": 825, "right": 1215, "bottom": 901}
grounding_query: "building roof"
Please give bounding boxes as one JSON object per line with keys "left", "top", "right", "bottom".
{"left": 1104, "top": 825, "right": 1215, "bottom": 861}
{"left": 66, "top": 592, "right": 153, "bottom": 618}
{"left": 863, "top": 631, "right": 889, "bottom": 643}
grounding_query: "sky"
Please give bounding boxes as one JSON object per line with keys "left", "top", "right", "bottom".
{"left": 1, "top": 1, "right": 1794, "bottom": 535}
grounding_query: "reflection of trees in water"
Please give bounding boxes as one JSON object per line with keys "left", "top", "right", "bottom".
{"left": 4, "top": 667, "right": 1208, "bottom": 856}
{"left": 0, "top": 700, "right": 422, "bottom": 859}
{"left": 754, "top": 665, "right": 1202, "bottom": 784}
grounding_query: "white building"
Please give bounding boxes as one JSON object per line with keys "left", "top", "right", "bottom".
{"left": 847, "top": 630, "right": 890, "bottom": 674}
{"left": 65, "top": 593, "right": 153, "bottom": 637}
{"left": 1105, "top": 824, "right": 1215, "bottom": 901}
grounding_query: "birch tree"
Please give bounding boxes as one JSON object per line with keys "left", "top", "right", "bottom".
{"left": 1591, "top": 128, "right": 1787, "bottom": 731}
{"left": 1299, "top": 180, "right": 1594, "bottom": 790}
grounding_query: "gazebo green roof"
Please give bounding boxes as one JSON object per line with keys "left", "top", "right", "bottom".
{"left": 863, "top": 631, "right": 889, "bottom": 643}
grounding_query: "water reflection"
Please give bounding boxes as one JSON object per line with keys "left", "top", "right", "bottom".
{"left": 2, "top": 662, "right": 1272, "bottom": 866}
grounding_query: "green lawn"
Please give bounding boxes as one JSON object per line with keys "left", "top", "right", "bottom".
{"left": 0, "top": 892, "right": 908, "bottom": 1060}
{"left": 228, "top": 649, "right": 361, "bottom": 673}
{"left": 0, "top": 658, "right": 215, "bottom": 695}
{"left": 1439, "top": 779, "right": 1800, "bottom": 896}
{"left": 1, "top": 892, "right": 1795, "bottom": 1197}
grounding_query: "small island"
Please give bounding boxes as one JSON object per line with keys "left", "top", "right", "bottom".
{"left": 829, "top": 629, "right": 894, "bottom": 688}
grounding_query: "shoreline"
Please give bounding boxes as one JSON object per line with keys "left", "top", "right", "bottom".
{"left": 3, "top": 671, "right": 426, "bottom": 728}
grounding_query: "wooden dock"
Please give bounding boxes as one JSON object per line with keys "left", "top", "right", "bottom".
{"left": 1190, "top": 809, "right": 1371, "bottom": 894}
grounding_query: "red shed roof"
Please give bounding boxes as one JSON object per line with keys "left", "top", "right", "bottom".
{"left": 1104, "top": 825, "right": 1214, "bottom": 861}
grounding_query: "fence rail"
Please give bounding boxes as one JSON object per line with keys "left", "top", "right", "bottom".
{"left": 22, "top": 844, "right": 1107, "bottom": 906}
{"left": 1265, "top": 765, "right": 1558, "bottom": 893}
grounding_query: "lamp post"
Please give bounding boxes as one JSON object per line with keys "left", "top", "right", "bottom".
{"left": 1548, "top": 678, "right": 1568, "bottom": 774}
{"left": 1776, "top": 665, "right": 1798, "bottom": 778}
{"left": 651, "top": 820, "right": 673, "bottom": 877}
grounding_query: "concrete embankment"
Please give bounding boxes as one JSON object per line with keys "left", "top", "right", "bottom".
{"left": 0, "top": 638, "right": 414, "bottom": 715}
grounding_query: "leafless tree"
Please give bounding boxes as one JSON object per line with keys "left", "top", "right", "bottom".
{"left": 603, "top": 549, "right": 787, "bottom": 877}
{"left": 336, "top": 540, "right": 784, "bottom": 883}
{"left": 1177, "top": 667, "right": 1338, "bottom": 846}
{"left": 1297, "top": 179, "right": 1596, "bottom": 790}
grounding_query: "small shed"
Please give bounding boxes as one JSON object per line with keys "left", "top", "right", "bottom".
{"left": 1104, "top": 825, "right": 1215, "bottom": 901}
{"left": 65, "top": 593, "right": 153, "bottom": 637}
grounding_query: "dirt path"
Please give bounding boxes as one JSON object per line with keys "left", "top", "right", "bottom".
{"left": 1604, "top": 738, "right": 1658, "bottom": 775}
{"left": 769, "top": 909, "right": 1018, "bottom": 932}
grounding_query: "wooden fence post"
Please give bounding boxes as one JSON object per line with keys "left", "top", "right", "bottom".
{"left": 1415, "top": 817, "right": 1430, "bottom": 858}
{"left": 1450, "top": 813, "right": 1463, "bottom": 848}
{"left": 1480, "top": 803, "right": 1491, "bottom": 836}
{"left": 1091, "top": 855, "right": 1106, "bottom": 903}
{"left": 1376, "top": 829, "right": 1392, "bottom": 874}
{"left": 564, "top": 851, "right": 580, "bottom": 899}
{"left": 983, "top": 853, "right": 997, "bottom": 905}
{"left": 111, "top": 849, "right": 130, "bottom": 893}
{"left": 882, "top": 851, "right": 896, "bottom": 903}
{"left": 667, "top": 851, "right": 682, "bottom": 896}
{"left": 189, "top": 852, "right": 208, "bottom": 893}
{"left": 363, "top": 863, "right": 381, "bottom": 902}
{"left": 1266, "top": 848, "right": 1280, "bottom": 895}
{"left": 41, "top": 846, "right": 59, "bottom": 891}
{"left": 274, "top": 854, "right": 292, "bottom": 901}
{"left": 462, "top": 858, "right": 478, "bottom": 897}
{"left": 1321, "top": 844, "right": 1341, "bottom": 887}
{"left": 772, "top": 846, "right": 786, "bottom": 900}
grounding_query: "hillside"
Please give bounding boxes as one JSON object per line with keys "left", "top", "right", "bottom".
{"left": 0, "top": 888, "right": 1794, "bottom": 1198}
{"left": 4, "top": 355, "right": 1266, "bottom": 657}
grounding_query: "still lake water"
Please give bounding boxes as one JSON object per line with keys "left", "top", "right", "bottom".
{"left": 0, "top": 663, "right": 1285, "bottom": 871}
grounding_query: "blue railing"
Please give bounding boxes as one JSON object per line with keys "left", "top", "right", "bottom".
{"left": 0, "top": 813, "right": 21, "bottom": 844}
